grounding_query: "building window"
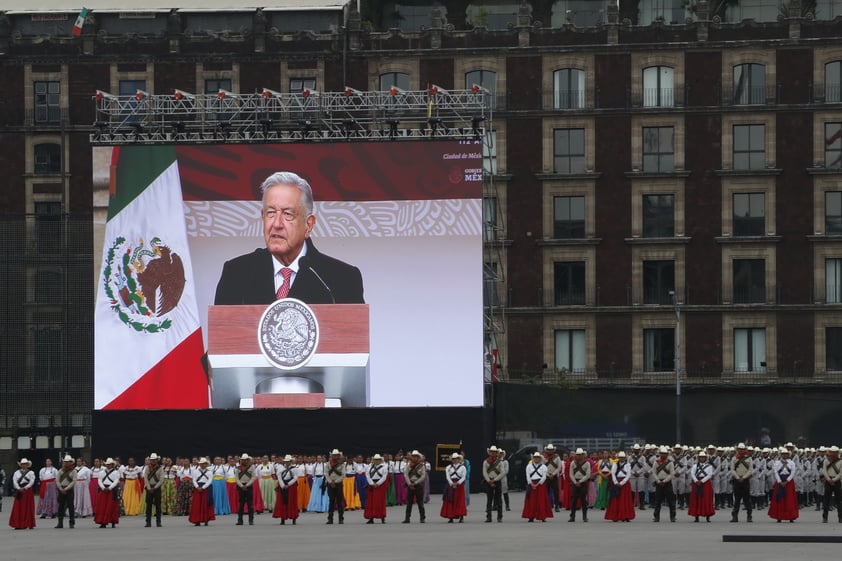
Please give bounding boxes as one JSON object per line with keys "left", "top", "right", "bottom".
{"left": 643, "top": 194, "right": 675, "bottom": 237}
{"left": 553, "top": 196, "right": 585, "bottom": 239}
{"left": 733, "top": 258, "right": 765, "bottom": 304}
{"left": 34, "top": 81, "right": 60, "bottom": 123}
{"left": 828, "top": 327, "right": 842, "bottom": 371}
{"left": 35, "top": 269, "right": 62, "bottom": 304}
{"left": 828, "top": 258, "right": 842, "bottom": 304}
{"left": 379, "top": 72, "right": 410, "bottom": 91}
{"left": 642, "top": 126, "right": 674, "bottom": 172}
{"left": 482, "top": 131, "right": 498, "bottom": 175}
{"left": 643, "top": 260, "right": 675, "bottom": 305}
{"left": 483, "top": 197, "right": 497, "bottom": 242}
{"left": 826, "top": 122, "right": 842, "bottom": 168}
{"left": 554, "top": 261, "right": 585, "bottom": 305}
{"left": 734, "top": 328, "right": 766, "bottom": 372}
{"left": 733, "top": 63, "right": 766, "bottom": 105}
{"left": 553, "top": 68, "right": 585, "bottom": 109}
{"left": 484, "top": 262, "right": 500, "bottom": 307}
{"left": 733, "top": 192, "right": 765, "bottom": 236}
{"left": 466, "top": 70, "right": 497, "bottom": 108}
{"left": 33, "top": 327, "right": 63, "bottom": 384}
{"left": 35, "top": 202, "right": 63, "bottom": 252}
{"left": 554, "top": 329, "right": 585, "bottom": 373}
{"left": 205, "top": 79, "right": 233, "bottom": 121}
{"left": 733, "top": 124, "right": 765, "bottom": 170}
{"left": 553, "top": 128, "right": 585, "bottom": 174}
{"left": 290, "top": 77, "right": 316, "bottom": 92}
{"left": 642, "top": 66, "right": 674, "bottom": 107}
{"left": 827, "top": 191, "right": 842, "bottom": 234}
{"left": 826, "top": 60, "right": 841, "bottom": 103}
{"left": 643, "top": 328, "right": 674, "bottom": 372}
{"left": 34, "top": 143, "right": 61, "bottom": 175}
{"left": 205, "top": 78, "right": 231, "bottom": 94}
{"left": 118, "top": 79, "right": 146, "bottom": 97}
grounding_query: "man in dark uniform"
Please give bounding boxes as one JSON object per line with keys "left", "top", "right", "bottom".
{"left": 55, "top": 455, "right": 77, "bottom": 529}
{"left": 143, "top": 452, "right": 164, "bottom": 527}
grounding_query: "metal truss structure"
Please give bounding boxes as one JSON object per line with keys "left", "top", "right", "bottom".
{"left": 90, "top": 87, "right": 491, "bottom": 145}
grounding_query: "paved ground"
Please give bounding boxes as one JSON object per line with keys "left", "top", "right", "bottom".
{"left": 3, "top": 494, "right": 840, "bottom": 561}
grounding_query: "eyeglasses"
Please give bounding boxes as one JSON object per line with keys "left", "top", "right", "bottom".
{"left": 263, "top": 208, "right": 297, "bottom": 222}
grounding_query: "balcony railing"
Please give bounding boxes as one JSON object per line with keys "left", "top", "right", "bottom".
{"left": 721, "top": 84, "right": 777, "bottom": 106}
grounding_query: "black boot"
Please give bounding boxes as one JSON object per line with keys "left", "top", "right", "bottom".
{"left": 55, "top": 519, "right": 63, "bottom": 529}
{"left": 730, "top": 513, "right": 738, "bottom": 523}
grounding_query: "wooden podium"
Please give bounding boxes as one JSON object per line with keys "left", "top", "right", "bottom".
{"left": 207, "top": 304, "right": 369, "bottom": 409}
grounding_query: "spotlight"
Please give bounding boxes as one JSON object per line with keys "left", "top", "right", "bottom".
{"left": 173, "top": 89, "right": 194, "bottom": 101}
{"left": 389, "top": 86, "right": 405, "bottom": 97}
{"left": 344, "top": 86, "right": 362, "bottom": 97}
{"left": 429, "top": 84, "right": 448, "bottom": 96}
{"left": 134, "top": 90, "right": 148, "bottom": 101}
{"left": 261, "top": 88, "right": 282, "bottom": 99}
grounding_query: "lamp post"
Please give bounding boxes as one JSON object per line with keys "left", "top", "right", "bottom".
{"left": 670, "top": 290, "right": 681, "bottom": 444}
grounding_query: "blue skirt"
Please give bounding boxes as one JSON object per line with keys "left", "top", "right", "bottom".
{"left": 307, "top": 476, "right": 330, "bottom": 512}
{"left": 212, "top": 479, "right": 230, "bottom": 515}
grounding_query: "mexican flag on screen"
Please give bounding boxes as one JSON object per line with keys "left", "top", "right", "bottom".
{"left": 95, "top": 145, "right": 209, "bottom": 409}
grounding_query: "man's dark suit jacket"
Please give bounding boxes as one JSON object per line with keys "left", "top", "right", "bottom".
{"left": 214, "top": 239, "right": 364, "bottom": 305}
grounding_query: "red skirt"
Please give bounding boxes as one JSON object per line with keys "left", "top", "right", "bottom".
{"left": 688, "top": 481, "right": 715, "bottom": 517}
{"left": 365, "top": 483, "right": 388, "bottom": 520}
{"left": 253, "top": 481, "right": 265, "bottom": 513}
{"left": 93, "top": 489, "right": 120, "bottom": 525}
{"left": 189, "top": 488, "right": 216, "bottom": 524}
{"left": 522, "top": 483, "right": 554, "bottom": 521}
{"left": 9, "top": 488, "right": 36, "bottom": 529}
{"left": 225, "top": 481, "right": 239, "bottom": 512}
{"left": 605, "top": 483, "right": 636, "bottom": 521}
{"left": 439, "top": 484, "right": 467, "bottom": 519}
{"left": 88, "top": 479, "right": 100, "bottom": 514}
{"left": 272, "top": 485, "right": 299, "bottom": 520}
{"left": 560, "top": 475, "right": 571, "bottom": 509}
{"left": 768, "top": 481, "right": 799, "bottom": 521}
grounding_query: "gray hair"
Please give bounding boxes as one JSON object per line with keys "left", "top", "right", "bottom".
{"left": 260, "top": 171, "right": 314, "bottom": 216}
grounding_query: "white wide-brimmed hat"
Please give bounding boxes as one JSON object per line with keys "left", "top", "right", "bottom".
{"left": 659, "top": 446, "right": 669, "bottom": 454}
{"left": 545, "top": 444, "right": 556, "bottom": 451}
{"left": 371, "top": 453, "right": 384, "bottom": 461}
{"left": 450, "top": 452, "right": 462, "bottom": 460}
{"left": 105, "top": 458, "right": 116, "bottom": 465}
{"left": 410, "top": 450, "right": 422, "bottom": 457}
{"left": 282, "top": 454, "right": 294, "bottom": 462}
{"left": 240, "top": 453, "right": 251, "bottom": 461}
{"left": 199, "top": 457, "right": 210, "bottom": 464}
{"left": 617, "top": 451, "right": 626, "bottom": 458}
{"left": 532, "top": 451, "right": 543, "bottom": 458}
{"left": 149, "top": 453, "right": 160, "bottom": 460}
{"left": 736, "top": 443, "right": 747, "bottom": 450}
{"left": 62, "top": 454, "right": 74, "bottom": 462}
{"left": 18, "top": 458, "right": 32, "bottom": 466}
{"left": 575, "top": 448, "right": 585, "bottom": 455}
{"left": 487, "top": 445, "right": 499, "bottom": 453}
{"left": 330, "top": 449, "right": 341, "bottom": 456}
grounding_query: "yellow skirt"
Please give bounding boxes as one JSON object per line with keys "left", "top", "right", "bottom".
{"left": 342, "top": 477, "right": 360, "bottom": 510}
{"left": 122, "top": 479, "right": 143, "bottom": 515}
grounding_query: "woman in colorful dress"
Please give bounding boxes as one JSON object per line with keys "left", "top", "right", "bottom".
{"left": 594, "top": 450, "right": 614, "bottom": 509}
{"left": 89, "top": 458, "right": 105, "bottom": 515}
{"left": 393, "top": 451, "right": 408, "bottom": 505}
{"left": 251, "top": 457, "right": 266, "bottom": 515}
{"left": 37, "top": 457, "right": 58, "bottom": 519}
{"left": 174, "top": 458, "right": 194, "bottom": 516}
{"left": 94, "top": 458, "right": 121, "bottom": 528}
{"left": 273, "top": 455, "right": 299, "bottom": 525}
{"left": 120, "top": 457, "right": 143, "bottom": 516}
{"left": 224, "top": 456, "right": 239, "bottom": 514}
{"left": 189, "top": 457, "right": 215, "bottom": 526}
{"left": 605, "top": 451, "right": 635, "bottom": 522}
{"left": 440, "top": 453, "right": 467, "bottom": 523}
{"left": 256, "top": 455, "right": 276, "bottom": 513}
{"left": 689, "top": 450, "right": 715, "bottom": 522}
{"left": 161, "top": 457, "right": 178, "bottom": 515}
{"left": 307, "top": 455, "right": 329, "bottom": 512}
{"left": 768, "top": 448, "right": 799, "bottom": 523}
{"left": 298, "top": 456, "right": 312, "bottom": 512}
{"left": 343, "top": 457, "right": 361, "bottom": 510}
{"left": 9, "top": 458, "right": 36, "bottom": 530}
{"left": 364, "top": 454, "right": 389, "bottom": 524}
{"left": 208, "top": 457, "right": 228, "bottom": 515}
{"left": 74, "top": 458, "right": 93, "bottom": 518}
{"left": 522, "top": 452, "right": 553, "bottom": 522}
{"left": 353, "top": 455, "right": 369, "bottom": 509}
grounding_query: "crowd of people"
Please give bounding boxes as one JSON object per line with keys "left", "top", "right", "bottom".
{"left": 5, "top": 441, "right": 841, "bottom": 530}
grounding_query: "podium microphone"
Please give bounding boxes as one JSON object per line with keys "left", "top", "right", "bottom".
{"left": 302, "top": 257, "right": 336, "bottom": 304}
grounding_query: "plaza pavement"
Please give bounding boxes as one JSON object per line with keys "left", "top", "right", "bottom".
{"left": 3, "top": 493, "right": 840, "bottom": 561}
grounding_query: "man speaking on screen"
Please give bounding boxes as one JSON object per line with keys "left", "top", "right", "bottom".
{"left": 214, "top": 171, "right": 364, "bottom": 305}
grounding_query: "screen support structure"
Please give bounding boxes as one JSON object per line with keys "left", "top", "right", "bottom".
{"left": 90, "top": 87, "right": 491, "bottom": 145}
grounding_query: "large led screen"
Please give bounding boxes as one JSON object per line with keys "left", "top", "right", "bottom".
{"left": 94, "top": 141, "right": 484, "bottom": 409}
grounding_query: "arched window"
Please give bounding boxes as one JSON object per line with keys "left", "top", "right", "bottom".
{"left": 379, "top": 72, "right": 410, "bottom": 91}
{"left": 553, "top": 68, "right": 585, "bottom": 109}
{"left": 733, "top": 63, "right": 765, "bottom": 105}
{"left": 642, "top": 66, "right": 674, "bottom": 107}
{"left": 465, "top": 70, "right": 497, "bottom": 108}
